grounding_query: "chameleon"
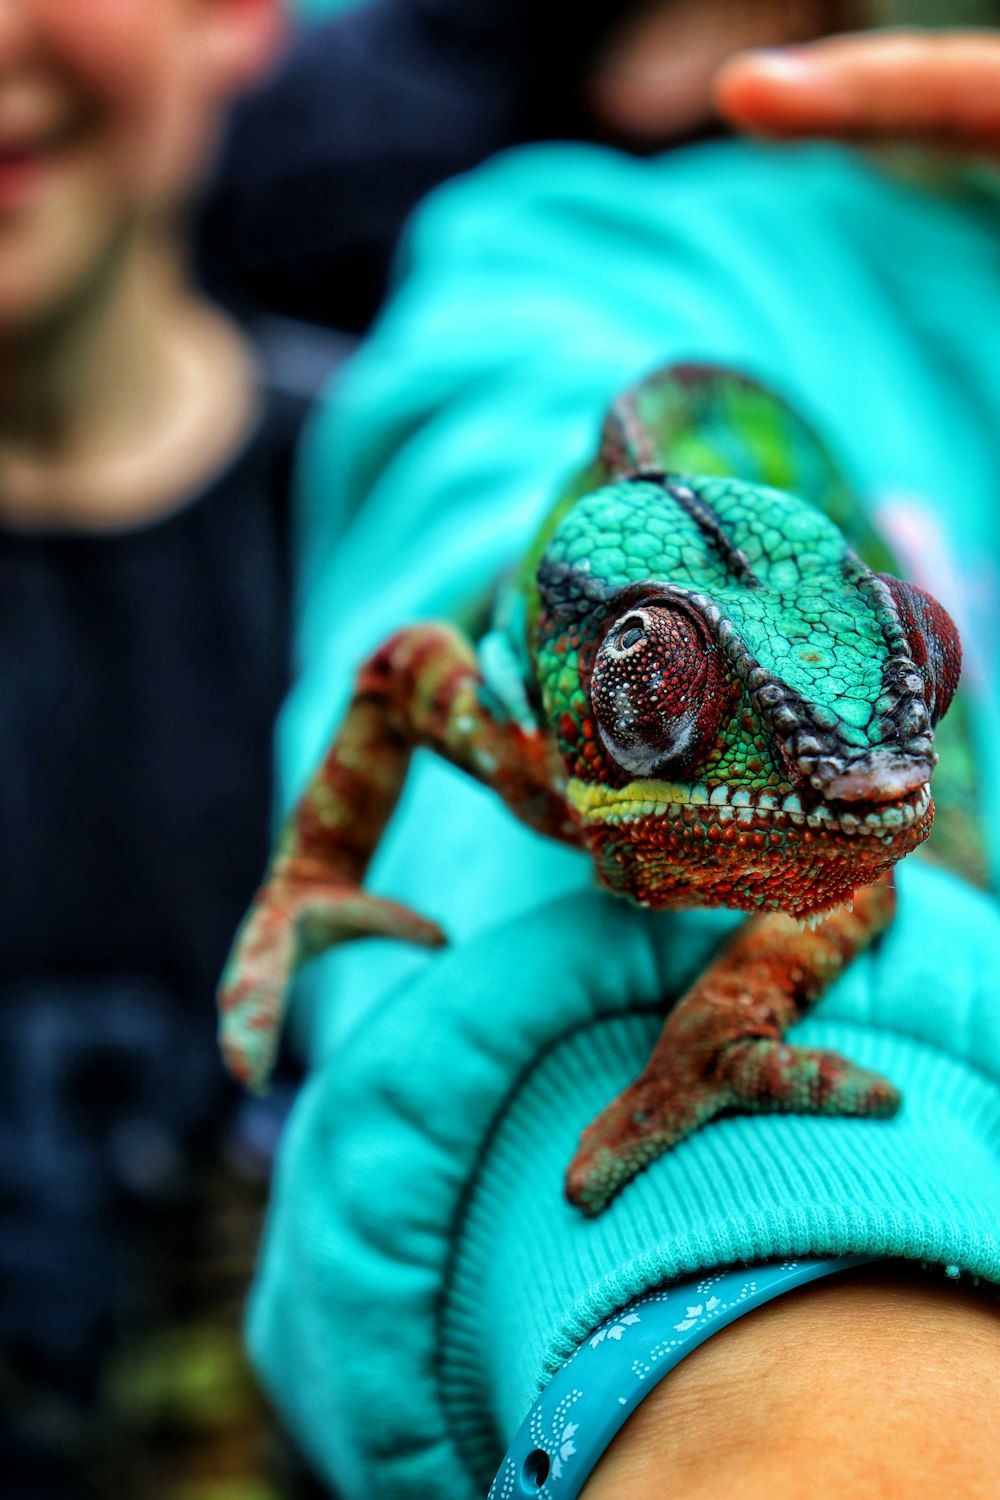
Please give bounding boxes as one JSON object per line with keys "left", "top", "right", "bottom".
{"left": 217, "top": 364, "right": 971, "bottom": 1217}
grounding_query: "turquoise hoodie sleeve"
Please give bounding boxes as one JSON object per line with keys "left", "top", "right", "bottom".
{"left": 254, "top": 139, "right": 1000, "bottom": 1496}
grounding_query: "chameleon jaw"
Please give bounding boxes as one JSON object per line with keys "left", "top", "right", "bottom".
{"left": 567, "top": 776, "right": 934, "bottom": 917}
{"left": 567, "top": 776, "right": 932, "bottom": 836}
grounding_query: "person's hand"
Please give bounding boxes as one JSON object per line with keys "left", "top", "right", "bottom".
{"left": 585, "top": 0, "right": 840, "bottom": 143}
{"left": 715, "top": 29, "right": 1000, "bottom": 153}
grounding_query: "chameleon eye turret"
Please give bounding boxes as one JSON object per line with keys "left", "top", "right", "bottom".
{"left": 590, "top": 599, "right": 728, "bottom": 778}
{"left": 879, "top": 574, "right": 962, "bottom": 726}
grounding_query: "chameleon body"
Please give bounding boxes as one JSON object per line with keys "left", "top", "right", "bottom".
{"left": 218, "top": 366, "right": 965, "bottom": 1216}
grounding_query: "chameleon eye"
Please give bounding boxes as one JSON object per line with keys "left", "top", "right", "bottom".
{"left": 616, "top": 620, "right": 646, "bottom": 651}
{"left": 590, "top": 603, "right": 727, "bottom": 777}
{"left": 879, "top": 575, "right": 962, "bottom": 725}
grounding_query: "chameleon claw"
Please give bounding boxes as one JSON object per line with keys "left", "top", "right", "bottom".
{"left": 565, "top": 1039, "right": 899, "bottom": 1218}
{"left": 565, "top": 1074, "right": 717, "bottom": 1218}
{"left": 720, "top": 1037, "right": 900, "bottom": 1120}
{"left": 218, "top": 879, "right": 446, "bottom": 1091}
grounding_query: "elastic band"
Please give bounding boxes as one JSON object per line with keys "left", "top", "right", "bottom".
{"left": 490, "top": 1254, "right": 874, "bottom": 1499}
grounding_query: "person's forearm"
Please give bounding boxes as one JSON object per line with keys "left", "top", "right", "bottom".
{"left": 583, "top": 1263, "right": 1000, "bottom": 1499}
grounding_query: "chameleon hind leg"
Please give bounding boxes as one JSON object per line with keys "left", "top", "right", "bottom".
{"left": 566, "top": 879, "right": 899, "bottom": 1216}
{"left": 218, "top": 623, "right": 573, "bottom": 1090}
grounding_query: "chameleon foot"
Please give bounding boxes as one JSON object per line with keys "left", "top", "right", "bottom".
{"left": 565, "top": 887, "right": 900, "bottom": 1216}
{"left": 218, "top": 878, "right": 445, "bottom": 1090}
{"left": 565, "top": 1036, "right": 899, "bottom": 1217}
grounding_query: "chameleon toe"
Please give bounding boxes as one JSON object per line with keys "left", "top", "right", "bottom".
{"left": 565, "top": 1075, "right": 727, "bottom": 1217}
{"left": 720, "top": 1038, "right": 902, "bottom": 1120}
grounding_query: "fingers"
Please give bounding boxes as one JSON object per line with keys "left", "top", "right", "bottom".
{"left": 715, "top": 29, "right": 1000, "bottom": 151}
{"left": 565, "top": 1078, "right": 719, "bottom": 1218}
{"left": 217, "top": 883, "right": 447, "bottom": 1092}
{"left": 297, "top": 888, "right": 447, "bottom": 955}
{"left": 565, "top": 1038, "right": 901, "bottom": 1217}
{"left": 218, "top": 901, "right": 298, "bottom": 1092}
{"left": 721, "top": 1038, "right": 901, "bottom": 1118}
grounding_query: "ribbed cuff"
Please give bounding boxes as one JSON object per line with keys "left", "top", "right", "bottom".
{"left": 440, "top": 1014, "right": 1000, "bottom": 1492}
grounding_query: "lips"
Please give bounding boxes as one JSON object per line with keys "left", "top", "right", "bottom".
{"left": 567, "top": 775, "right": 932, "bottom": 834}
{"left": 567, "top": 774, "right": 934, "bottom": 916}
{"left": 0, "top": 107, "right": 88, "bottom": 213}
{"left": 0, "top": 140, "right": 49, "bottom": 211}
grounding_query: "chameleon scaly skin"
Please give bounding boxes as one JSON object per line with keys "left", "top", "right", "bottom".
{"left": 536, "top": 471, "right": 939, "bottom": 917}
{"left": 566, "top": 880, "right": 898, "bottom": 1216}
{"left": 218, "top": 624, "right": 574, "bottom": 1088}
{"left": 218, "top": 366, "right": 964, "bottom": 1213}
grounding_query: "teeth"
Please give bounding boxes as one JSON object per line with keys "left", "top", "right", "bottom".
{"left": 568, "top": 778, "right": 932, "bottom": 835}
{"left": 798, "top": 905, "right": 840, "bottom": 931}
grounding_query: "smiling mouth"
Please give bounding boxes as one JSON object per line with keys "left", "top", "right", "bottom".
{"left": 0, "top": 105, "right": 92, "bottom": 177}
{"left": 567, "top": 777, "right": 933, "bottom": 840}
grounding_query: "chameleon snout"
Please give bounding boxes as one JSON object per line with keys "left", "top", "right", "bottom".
{"left": 820, "top": 746, "right": 935, "bottom": 803}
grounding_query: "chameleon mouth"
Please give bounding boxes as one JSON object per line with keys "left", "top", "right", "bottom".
{"left": 567, "top": 777, "right": 932, "bottom": 839}
{"left": 568, "top": 775, "right": 933, "bottom": 917}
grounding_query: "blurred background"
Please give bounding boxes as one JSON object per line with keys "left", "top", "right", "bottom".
{"left": 1, "top": 1, "right": 995, "bottom": 1498}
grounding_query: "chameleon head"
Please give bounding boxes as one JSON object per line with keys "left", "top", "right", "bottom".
{"left": 534, "top": 474, "right": 962, "bottom": 919}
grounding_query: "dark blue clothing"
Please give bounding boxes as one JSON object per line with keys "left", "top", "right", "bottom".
{"left": 0, "top": 362, "right": 320, "bottom": 1493}
{"left": 199, "top": 0, "right": 620, "bottom": 330}
{"left": 0, "top": 385, "right": 303, "bottom": 1027}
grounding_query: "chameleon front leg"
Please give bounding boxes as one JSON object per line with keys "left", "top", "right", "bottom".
{"left": 566, "top": 879, "right": 899, "bottom": 1216}
{"left": 219, "top": 624, "right": 574, "bottom": 1090}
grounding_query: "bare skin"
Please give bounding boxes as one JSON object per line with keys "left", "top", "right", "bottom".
{"left": 582, "top": 1264, "right": 1000, "bottom": 1499}
{"left": 585, "top": 0, "right": 855, "bottom": 143}
{"left": 0, "top": 234, "right": 257, "bottom": 531}
{"left": 0, "top": 0, "right": 282, "bottom": 534}
{"left": 716, "top": 26, "right": 1000, "bottom": 151}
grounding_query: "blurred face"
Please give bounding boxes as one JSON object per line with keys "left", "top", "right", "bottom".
{"left": 0, "top": 0, "right": 280, "bottom": 331}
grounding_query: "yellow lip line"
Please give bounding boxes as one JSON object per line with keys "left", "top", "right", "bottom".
{"left": 567, "top": 776, "right": 931, "bottom": 834}
{"left": 568, "top": 777, "right": 693, "bottom": 817}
